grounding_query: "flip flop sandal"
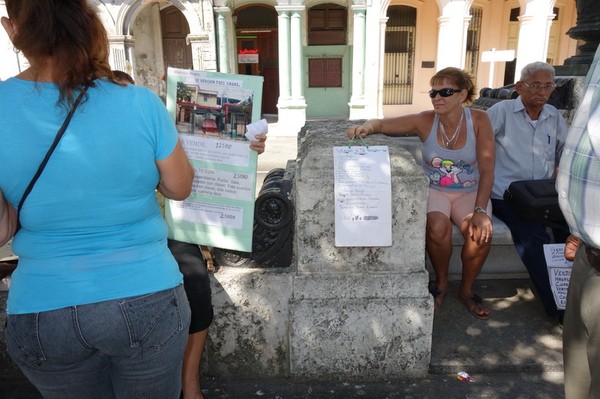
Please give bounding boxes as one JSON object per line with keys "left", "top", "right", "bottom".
{"left": 458, "top": 293, "right": 490, "bottom": 320}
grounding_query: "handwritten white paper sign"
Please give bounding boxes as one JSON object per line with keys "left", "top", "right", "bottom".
{"left": 333, "top": 145, "right": 392, "bottom": 247}
{"left": 544, "top": 243, "right": 573, "bottom": 310}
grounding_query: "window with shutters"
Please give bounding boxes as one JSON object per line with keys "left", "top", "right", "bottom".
{"left": 308, "top": 58, "right": 342, "bottom": 88}
{"left": 465, "top": 7, "right": 482, "bottom": 78}
{"left": 383, "top": 5, "right": 416, "bottom": 105}
{"left": 308, "top": 4, "right": 347, "bottom": 45}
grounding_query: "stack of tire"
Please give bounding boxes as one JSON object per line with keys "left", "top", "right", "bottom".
{"left": 213, "top": 165, "right": 295, "bottom": 268}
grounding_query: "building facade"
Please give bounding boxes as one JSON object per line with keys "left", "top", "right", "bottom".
{"left": 0, "top": 0, "right": 578, "bottom": 130}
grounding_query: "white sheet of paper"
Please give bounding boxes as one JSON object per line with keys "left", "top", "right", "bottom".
{"left": 333, "top": 145, "right": 392, "bottom": 247}
{"left": 544, "top": 243, "right": 573, "bottom": 310}
{"left": 244, "top": 119, "right": 268, "bottom": 141}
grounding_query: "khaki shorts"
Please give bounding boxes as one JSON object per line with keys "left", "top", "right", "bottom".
{"left": 427, "top": 188, "right": 491, "bottom": 226}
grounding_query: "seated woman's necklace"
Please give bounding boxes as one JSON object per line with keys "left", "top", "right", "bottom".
{"left": 439, "top": 109, "right": 464, "bottom": 149}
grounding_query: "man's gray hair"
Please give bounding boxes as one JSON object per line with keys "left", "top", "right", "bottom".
{"left": 520, "top": 62, "right": 555, "bottom": 81}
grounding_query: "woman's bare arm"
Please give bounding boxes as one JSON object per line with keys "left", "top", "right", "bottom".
{"left": 155, "top": 139, "right": 195, "bottom": 200}
{"left": 346, "top": 111, "right": 434, "bottom": 142}
{"left": 0, "top": 191, "right": 17, "bottom": 246}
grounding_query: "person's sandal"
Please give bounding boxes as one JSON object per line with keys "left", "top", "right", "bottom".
{"left": 428, "top": 285, "right": 448, "bottom": 309}
{"left": 458, "top": 293, "right": 490, "bottom": 320}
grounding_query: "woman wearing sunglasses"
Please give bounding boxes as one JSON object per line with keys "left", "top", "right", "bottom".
{"left": 347, "top": 67, "right": 495, "bottom": 319}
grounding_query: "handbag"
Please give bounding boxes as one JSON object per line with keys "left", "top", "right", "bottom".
{"left": 503, "top": 179, "right": 568, "bottom": 230}
{"left": 1, "top": 86, "right": 88, "bottom": 279}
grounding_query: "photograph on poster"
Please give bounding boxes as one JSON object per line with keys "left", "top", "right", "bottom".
{"left": 173, "top": 73, "right": 255, "bottom": 139}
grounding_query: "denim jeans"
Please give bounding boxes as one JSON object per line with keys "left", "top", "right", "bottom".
{"left": 5, "top": 284, "right": 191, "bottom": 399}
{"left": 492, "top": 199, "right": 569, "bottom": 317}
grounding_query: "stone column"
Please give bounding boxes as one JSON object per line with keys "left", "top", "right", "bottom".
{"left": 514, "top": 0, "right": 555, "bottom": 82}
{"left": 187, "top": 33, "right": 215, "bottom": 72}
{"left": 376, "top": 16, "right": 388, "bottom": 118}
{"left": 290, "top": 9, "right": 304, "bottom": 102}
{"left": 108, "top": 35, "right": 135, "bottom": 75}
{"left": 277, "top": 10, "right": 291, "bottom": 101}
{"left": 214, "top": 8, "right": 231, "bottom": 73}
{"left": 560, "top": 0, "right": 600, "bottom": 75}
{"left": 436, "top": 0, "right": 471, "bottom": 70}
{"left": 349, "top": 5, "right": 368, "bottom": 119}
{"left": 276, "top": 6, "right": 306, "bottom": 130}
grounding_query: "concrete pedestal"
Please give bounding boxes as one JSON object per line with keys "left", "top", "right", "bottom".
{"left": 205, "top": 120, "right": 433, "bottom": 381}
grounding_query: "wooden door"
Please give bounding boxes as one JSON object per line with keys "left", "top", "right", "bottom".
{"left": 236, "top": 32, "right": 279, "bottom": 114}
{"left": 261, "top": 67, "right": 279, "bottom": 114}
{"left": 257, "top": 33, "right": 278, "bottom": 114}
{"left": 161, "top": 6, "right": 193, "bottom": 70}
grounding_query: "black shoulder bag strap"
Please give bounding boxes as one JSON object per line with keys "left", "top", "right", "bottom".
{"left": 17, "top": 86, "right": 88, "bottom": 227}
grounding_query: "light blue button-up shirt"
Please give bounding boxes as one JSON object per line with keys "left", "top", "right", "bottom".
{"left": 487, "top": 96, "right": 568, "bottom": 199}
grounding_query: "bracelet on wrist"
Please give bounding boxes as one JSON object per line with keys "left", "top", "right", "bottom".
{"left": 474, "top": 206, "right": 487, "bottom": 215}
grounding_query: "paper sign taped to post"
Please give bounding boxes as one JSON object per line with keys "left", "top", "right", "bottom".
{"left": 333, "top": 145, "right": 392, "bottom": 247}
{"left": 544, "top": 243, "right": 573, "bottom": 310}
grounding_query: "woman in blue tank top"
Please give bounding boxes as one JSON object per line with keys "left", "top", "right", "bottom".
{"left": 347, "top": 67, "right": 495, "bottom": 320}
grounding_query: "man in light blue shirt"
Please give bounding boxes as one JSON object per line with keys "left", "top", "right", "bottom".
{"left": 487, "top": 62, "right": 568, "bottom": 321}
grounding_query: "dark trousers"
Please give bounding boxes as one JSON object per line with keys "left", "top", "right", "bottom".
{"left": 491, "top": 199, "right": 569, "bottom": 317}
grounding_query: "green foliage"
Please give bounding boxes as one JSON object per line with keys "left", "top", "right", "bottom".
{"left": 177, "top": 82, "right": 192, "bottom": 102}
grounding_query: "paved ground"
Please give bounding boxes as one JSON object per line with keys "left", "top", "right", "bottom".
{"left": 0, "top": 126, "right": 566, "bottom": 398}
{"left": 0, "top": 279, "right": 564, "bottom": 398}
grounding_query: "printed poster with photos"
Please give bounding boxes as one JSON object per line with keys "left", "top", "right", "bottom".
{"left": 164, "top": 67, "right": 264, "bottom": 252}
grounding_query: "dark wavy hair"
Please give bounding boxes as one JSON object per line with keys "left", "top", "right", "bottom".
{"left": 5, "top": 0, "right": 117, "bottom": 106}
{"left": 430, "top": 67, "right": 476, "bottom": 104}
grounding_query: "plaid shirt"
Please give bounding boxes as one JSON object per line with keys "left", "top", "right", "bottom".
{"left": 557, "top": 47, "right": 600, "bottom": 248}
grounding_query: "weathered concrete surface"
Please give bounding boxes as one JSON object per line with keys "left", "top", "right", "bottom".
{"left": 206, "top": 269, "right": 292, "bottom": 378}
{"left": 295, "top": 121, "right": 428, "bottom": 274}
{"left": 290, "top": 120, "right": 432, "bottom": 380}
{"left": 202, "top": 119, "right": 433, "bottom": 381}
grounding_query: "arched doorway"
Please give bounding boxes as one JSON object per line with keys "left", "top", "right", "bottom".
{"left": 234, "top": 6, "right": 279, "bottom": 115}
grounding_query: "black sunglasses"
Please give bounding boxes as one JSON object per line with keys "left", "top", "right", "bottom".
{"left": 428, "top": 88, "right": 462, "bottom": 98}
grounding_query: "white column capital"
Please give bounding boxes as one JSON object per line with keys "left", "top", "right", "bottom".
{"left": 351, "top": 5, "right": 368, "bottom": 12}
{"left": 213, "top": 6, "right": 232, "bottom": 15}
{"left": 275, "top": 5, "right": 306, "bottom": 13}
{"left": 186, "top": 34, "right": 210, "bottom": 44}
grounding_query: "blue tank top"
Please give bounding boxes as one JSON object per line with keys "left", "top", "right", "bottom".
{"left": 421, "top": 108, "right": 480, "bottom": 192}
